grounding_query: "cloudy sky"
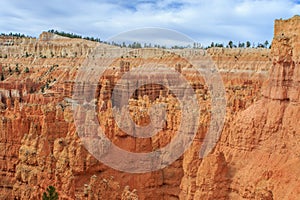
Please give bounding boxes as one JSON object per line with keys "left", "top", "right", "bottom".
{"left": 0, "top": 0, "right": 299, "bottom": 46}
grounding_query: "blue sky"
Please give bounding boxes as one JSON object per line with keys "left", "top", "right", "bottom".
{"left": 0, "top": 0, "right": 299, "bottom": 46}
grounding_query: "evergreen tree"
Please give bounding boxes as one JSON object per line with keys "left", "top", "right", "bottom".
{"left": 42, "top": 186, "right": 58, "bottom": 200}
{"left": 238, "top": 42, "right": 245, "bottom": 48}
{"left": 15, "top": 65, "right": 20, "bottom": 74}
{"left": 246, "top": 41, "right": 251, "bottom": 48}
{"left": 264, "top": 40, "right": 269, "bottom": 48}
{"left": 228, "top": 41, "right": 233, "bottom": 48}
{"left": 25, "top": 67, "right": 29, "bottom": 73}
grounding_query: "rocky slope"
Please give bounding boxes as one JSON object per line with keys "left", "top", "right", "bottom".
{"left": 0, "top": 16, "right": 297, "bottom": 200}
{"left": 179, "top": 15, "right": 300, "bottom": 200}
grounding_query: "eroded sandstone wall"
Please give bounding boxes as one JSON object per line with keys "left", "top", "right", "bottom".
{"left": 0, "top": 26, "right": 275, "bottom": 199}
{"left": 180, "top": 15, "right": 300, "bottom": 200}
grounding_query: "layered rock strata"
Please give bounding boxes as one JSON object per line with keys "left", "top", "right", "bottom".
{"left": 0, "top": 18, "right": 291, "bottom": 199}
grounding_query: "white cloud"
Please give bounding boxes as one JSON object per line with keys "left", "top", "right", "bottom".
{"left": 0, "top": 0, "right": 299, "bottom": 46}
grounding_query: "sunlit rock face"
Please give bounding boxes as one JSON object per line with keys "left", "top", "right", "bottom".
{"left": 180, "top": 16, "right": 300, "bottom": 200}
{"left": 7, "top": 18, "right": 300, "bottom": 199}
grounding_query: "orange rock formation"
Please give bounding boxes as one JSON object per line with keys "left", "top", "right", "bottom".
{"left": 0, "top": 16, "right": 298, "bottom": 199}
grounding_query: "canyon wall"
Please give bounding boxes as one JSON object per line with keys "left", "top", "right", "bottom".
{"left": 179, "top": 15, "right": 300, "bottom": 200}
{"left": 0, "top": 16, "right": 297, "bottom": 199}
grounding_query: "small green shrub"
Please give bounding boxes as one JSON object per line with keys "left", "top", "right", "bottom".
{"left": 24, "top": 67, "right": 29, "bottom": 73}
{"left": 42, "top": 186, "right": 58, "bottom": 200}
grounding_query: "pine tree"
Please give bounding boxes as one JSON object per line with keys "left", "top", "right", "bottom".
{"left": 264, "top": 40, "right": 269, "bottom": 48}
{"left": 246, "top": 41, "right": 251, "bottom": 48}
{"left": 42, "top": 186, "right": 58, "bottom": 200}
{"left": 228, "top": 41, "right": 233, "bottom": 48}
{"left": 25, "top": 67, "right": 29, "bottom": 73}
